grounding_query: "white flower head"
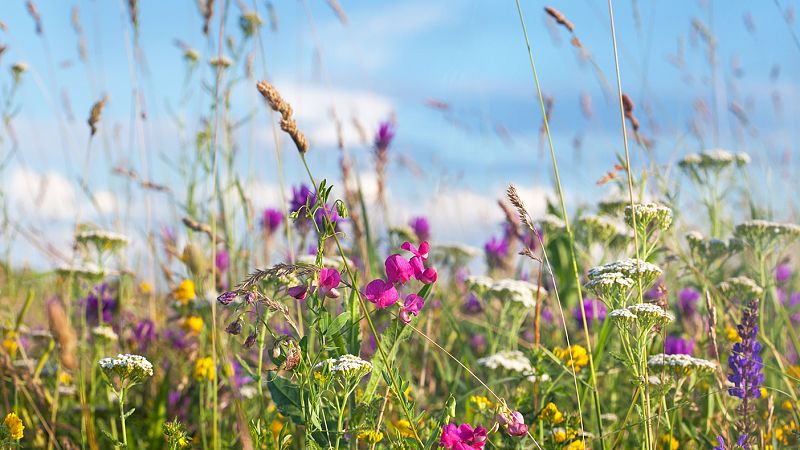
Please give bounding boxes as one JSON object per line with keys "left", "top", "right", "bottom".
{"left": 92, "top": 325, "right": 119, "bottom": 342}
{"left": 717, "top": 276, "right": 763, "bottom": 300}
{"left": 314, "top": 354, "right": 372, "bottom": 380}
{"left": 478, "top": 350, "right": 549, "bottom": 382}
{"left": 624, "top": 202, "right": 673, "bottom": 232}
{"left": 648, "top": 353, "right": 717, "bottom": 375}
{"left": 466, "top": 277, "right": 544, "bottom": 309}
{"left": 99, "top": 354, "right": 154, "bottom": 384}
{"left": 626, "top": 303, "right": 674, "bottom": 326}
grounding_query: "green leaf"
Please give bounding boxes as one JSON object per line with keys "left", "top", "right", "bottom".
{"left": 363, "top": 318, "right": 414, "bottom": 402}
{"left": 324, "top": 311, "right": 350, "bottom": 340}
{"left": 266, "top": 373, "right": 304, "bottom": 424}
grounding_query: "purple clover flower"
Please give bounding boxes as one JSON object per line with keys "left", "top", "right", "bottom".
{"left": 484, "top": 236, "right": 509, "bottom": 269}
{"left": 82, "top": 283, "right": 116, "bottom": 326}
{"left": 572, "top": 298, "right": 606, "bottom": 329}
{"left": 409, "top": 216, "right": 430, "bottom": 241}
{"left": 776, "top": 263, "right": 792, "bottom": 283}
{"left": 260, "top": 208, "right": 283, "bottom": 234}
{"left": 374, "top": 121, "right": 395, "bottom": 151}
{"left": 678, "top": 287, "right": 700, "bottom": 318}
{"left": 664, "top": 336, "right": 694, "bottom": 355}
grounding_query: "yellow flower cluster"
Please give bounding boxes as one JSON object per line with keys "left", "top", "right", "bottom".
{"left": 564, "top": 440, "right": 585, "bottom": 450}
{"left": 394, "top": 419, "right": 415, "bottom": 438}
{"left": 468, "top": 395, "right": 493, "bottom": 412}
{"left": 658, "top": 433, "right": 679, "bottom": 450}
{"left": 774, "top": 420, "right": 798, "bottom": 446}
{"left": 356, "top": 430, "right": 384, "bottom": 444}
{"left": 175, "top": 279, "right": 197, "bottom": 304}
{"left": 183, "top": 316, "right": 204, "bottom": 334}
{"left": 2, "top": 331, "right": 18, "bottom": 357}
{"left": 553, "top": 345, "right": 589, "bottom": 372}
{"left": 539, "top": 402, "right": 565, "bottom": 424}
{"left": 3, "top": 412, "right": 24, "bottom": 440}
{"left": 725, "top": 326, "right": 742, "bottom": 343}
{"left": 193, "top": 357, "right": 215, "bottom": 381}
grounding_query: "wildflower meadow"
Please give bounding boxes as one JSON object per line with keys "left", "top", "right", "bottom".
{"left": 1, "top": 1, "right": 800, "bottom": 449}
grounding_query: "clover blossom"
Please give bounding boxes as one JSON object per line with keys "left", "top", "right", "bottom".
{"left": 410, "top": 216, "right": 430, "bottom": 241}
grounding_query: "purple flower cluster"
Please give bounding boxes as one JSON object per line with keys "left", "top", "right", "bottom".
{"left": 727, "top": 299, "right": 763, "bottom": 449}
{"left": 83, "top": 283, "right": 116, "bottom": 326}
{"left": 483, "top": 236, "right": 509, "bottom": 270}
{"left": 572, "top": 298, "right": 606, "bottom": 329}
{"left": 260, "top": 208, "right": 283, "bottom": 234}
{"left": 409, "top": 216, "right": 430, "bottom": 241}
{"left": 664, "top": 336, "right": 694, "bottom": 355}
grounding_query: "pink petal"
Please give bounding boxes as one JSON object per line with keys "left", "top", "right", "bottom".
{"left": 385, "top": 254, "right": 413, "bottom": 284}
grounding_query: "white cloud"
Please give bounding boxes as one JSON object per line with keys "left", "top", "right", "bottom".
{"left": 6, "top": 167, "right": 77, "bottom": 220}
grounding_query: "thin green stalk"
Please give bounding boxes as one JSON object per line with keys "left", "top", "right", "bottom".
{"left": 513, "top": 2, "right": 605, "bottom": 447}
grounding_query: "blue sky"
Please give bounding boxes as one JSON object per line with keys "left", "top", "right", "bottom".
{"left": 2, "top": 0, "right": 799, "bottom": 267}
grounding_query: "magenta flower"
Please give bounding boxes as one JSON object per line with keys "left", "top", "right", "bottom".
{"left": 401, "top": 241, "right": 430, "bottom": 260}
{"left": 385, "top": 254, "right": 414, "bottom": 284}
{"left": 317, "top": 268, "right": 341, "bottom": 299}
{"left": 399, "top": 294, "right": 425, "bottom": 324}
{"left": 215, "top": 249, "right": 230, "bottom": 272}
{"left": 261, "top": 208, "right": 284, "bottom": 233}
{"left": 664, "top": 336, "right": 694, "bottom": 355}
{"left": 410, "top": 216, "right": 430, "bottom": 241}
{"left": 364, "top": 279, "right": 399, "bottom": 309}
{"left": 439, "top": 423, "right": 488, "bottom": 449}
{"left": 288, "top": 285, "right": 308, "bottom": 301}
{"left": 374, "top": 120, "right": 395, "bottom": 151}
{"left": 776, "top": 263, "right": 792, "bottom": 283}
{"left": 497, "top": 409, "right": 528, "bottom": 437}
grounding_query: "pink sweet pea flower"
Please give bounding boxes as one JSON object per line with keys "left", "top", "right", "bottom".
{"left": 287, "top": 285, "right": 308, "bottom": 300}
{"left": 439, "top": 423, "right": 487, "bottom": 449}
{"left": 364, "top": 279, "right": 399, "bottom": 309}
{"left": 385, "top": 254, "right": 414, "bottom": 284}
{"left": 497, "top": 409, "right": 528, "bottom": 437}
{"left": 317, "top": 268, "right": 341, "bottom": 299}
{"left": 399, "top": 294, "right": 425, "bottom": 324}
{"left": 401, "top": 241, "right": 430, "bottom": 260}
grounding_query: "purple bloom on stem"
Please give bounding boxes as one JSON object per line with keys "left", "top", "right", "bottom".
{"left": 439, "top": 423, "right": 487, "bottom": 449}
{"left": 573, "top": 298, "right": 606, "bottom": 329}
{"left": 364, "top": 279, "right": 399, "bottom": 309}
{"left": 484, "top": 236, "right": 508, "bottom": 269}
{"left": 217, "top": 291, "right": 237, "bottom": 305}
{"left": 133, "top": 319, "right": 156, "bottom": 351}
{"left": 83, "top": 283, "right": 116, "bottom": 326}
{"left": 463, "top": 293, "right": 482, "bottom": 314}
{"left": 776, "top": 263, "right": 792, "bottom": 283}
{"left": 664, "top": 336, "right": 694, "bottom": 355}
{"left": 679, "top": 287, "right": 700, "bottom": 318}
{"left": 288, "top": 285, "right": 308, "bottom": 301}
{"left": 374, "top": 121, "right": 395, "bottom": 151}
{"left": 469, "top": 334, "right": 487, "bottom": 353}
{"left": 399, "top": 294, "right": 425, "bottom": 324}
{"left": 644, "top": 278, "right": 666, "bottom": 300}
{"left": 215, "top": 249, "right": 230, "bottom": 272}
{"left": 410, "top": 216, "right": 430, "bottom": 241}
{"left": 385, "top": 254, "right": 414, "bottom": 284}
{"left": 317, "top": 268, "right": 341, "bottom": 299}
{"left": 289, "top": 184, "right": 314, "bottom": 214}
{"left": 727, "top": 299, "right": 763, "bottom": 449}
{"left": 261, "top": 208, "right": 284, "bottom": 233}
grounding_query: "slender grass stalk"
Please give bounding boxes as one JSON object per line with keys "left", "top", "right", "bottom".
{"left": 513, "top": 2, "right": 605, "bottom": 447}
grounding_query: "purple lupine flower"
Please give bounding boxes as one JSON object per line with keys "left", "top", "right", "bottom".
{"left": 374, "top": 120, "right": 395, "bottom": 151}
{"left": 409, "top": 216, "right": 430, "bottom": 242}
{"left": 776, "top": 263, "right": 792, "bottom": 283}
{"left": 215, "top": 249, "right": 230, "bottom": 272}
{"left": 727, "top": 299, "right": 763, "bottom": 449}
{"left": 572, "top": 298, "right": 606, "bottom": 329}
{"left": 664, "top": 335, "right": 694, "bottom": 355}
{"left": 83, "top": 283, "right": 116, "bottom": 326}
{"left": 133, "top": 319, "right": 156, "bottom": 352}
{"left": 678, "top": 287, "right": 700, "bottom": 318}
{"left": 484, "top": 236, "right": 509, "bottom": 269}
{"left": 261, "top": 208, "right": 284, "bottom": 234}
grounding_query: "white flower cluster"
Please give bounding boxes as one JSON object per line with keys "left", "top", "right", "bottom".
{"left": 315, "top": 354, "right": 372, "bottom": 378}
{"left": 648, "top": 353, "right": 717, "bottom": 374}
{"left": 465, "top": 276, "right": 545, "bottom": 308}
{"left": 686, "top": 231, "right": 741, "bottom": 262}
{"left": 99, "top": 354, "right": 154, "bottom": 382}
{"left": 577, "top": 215, "right": 626, "bottom": 242}
{"left": 76, "top": 229, "right": 129, "bottom": 246}
{"left": 717, "top": 276, "right": 763, "bottom": 300}
{"left": 92, "top": 325, "right": 119, "bottom": 342}
{"left": 586, "top": 259, "right": 662, "bottom": 306}
{"left": 734, "top": 220, "right": 800, "bottom": 251}
{"left": 56, "top": 264, "right": 106, "bottom": 278}
{"left": 678, "top": 149, "right": 750, "bottom": 171}
{"left": 433, "top": 243, "right": 481, "bottom": 259}
{"left": 477, "top": 350, "right": 549, "bottom": 382}
{"left": 297, "top": 254, "right": 354, "bottom": 270}
{"left": 624, "top": 202, "right": 673, "bottom": 232}
{"left": 537, "top": 214, "right": 566, "bottom": 232}
{"left": 610, "top": 303, "right": 673, "bottom": 329}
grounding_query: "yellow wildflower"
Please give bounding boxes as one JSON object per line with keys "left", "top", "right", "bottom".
{"left": 357, "top": 430, "right": 383, "bottom": 444}
{"left": 183, "top": 316, "right": 204, "bottom": 334}
{"left": 564, "top": 440, "right": 585, "bottom": 450}
{"left": 760, "top": 387, "right": 768, "bottom": 399}
{"left": 270, "top": 413, "right": 285, "bottom": 436}
{"left": 539, "top": 402, "right": 565, "bottom": 424}
{"left": 553, "top": 345, "right": 589, "bottom": 372}
{"left": 193, "top": 357, "right": 215, "bottom": 381}
{"left": 2, "top": 331, "right": 17, "bottom": 357}
{"left": 58, "top": 371, "right": 73, "bottom": 385}
{"left": 658, "top": 434, "right": 679, "bottom": 450}
{"left": 725, "top": 326, "right": 741, "bottom": 343}
{"left": 553, "top": 430, "right": 567, "bottom": 443}
{"left": 788, "top": 366, "right": 800, "bottom": 379}
{"left": 3, "top": 412, "right": 24, "bottom": 440}
{"left": 139, "top": 281, "right": 153, "bottom": 295}
{"left": 175, "top": 279, "right": 197, "bottom": 304}
{"left": 394, "top": 419, "right": 415, "bottom": 438}
{"left": 468, "top": 395, "right": 493, "bottom": 412}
